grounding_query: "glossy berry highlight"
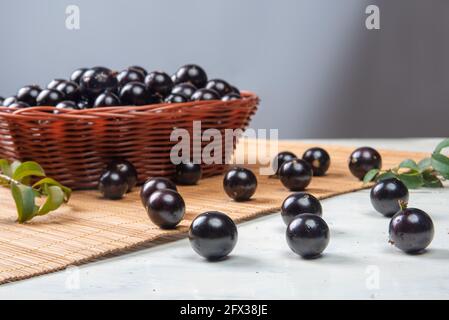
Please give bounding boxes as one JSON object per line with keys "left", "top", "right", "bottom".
{"left": 189, "top": 211, "right": 238, "bottom": 260}
{"left": 117, "top": 69, "right": 145, "bottom": 89}
{"left": 70, "top": 68, "right": 88, "bottom": 84}
{"left": 56, "top": 81, "right": 81, "bottom": 102}
{"left": 191, "top": 88, "right": 220, "bottom": 101}
{"left": 281, "top": 192, "right": 322, "bottom": 226}
{"left": 36, "top": 89, "right": 65, "bottom": 106}
{"left": 286, "top": 214, "right": 330, "bottom": 259}
{"left": 145, "top": 71, "right": 174, "bottom": 98}
{"left": 172, "top": 64, "right": 208, "bottom": 88}
{"left": 272, "top": 151, "right": 297, "bottom": 175}
{"left": 80, "top": 67, "right": 118, "bottom": 100}
{"left": 222, "top": 93, "right": 241, "bottom": 101}
{"left": 54, "top": 101, "right": 79, "bottom": 113}
{"left": 302, "top": 147, "right": 331, "bottom": 176}
{"left": 165, "top": 93, "right": 188, "bottom": 104}
{"left": 171, "top": 83, "right": 197, "bottom": 100}
{"left": 140, "top": 177, "right": 177, "bottom": 206}
{"left": 47, "top": 79, "right": 66, "bottom": 90}
{"left": 106, "top": 160, "right": 138, "bottom": 192}
{"left": 17, "top": 85, "right": 41, "bottom": 106}
{"left": 99, "top": 170, "right": 128, "bottom": 200}
{"left": 94, "top": 92, "right": 121, "bottom": 107}
{"left": 145, "top": 189, "right": 185, "bottom": 229}
{"left": 279, "top": 159, "right": 313, "bottom": 191}
{"left": 348, "top": 147, "right": 382, "bottom": 180}
{"left": 370, "top": 178, "right": 409, "bottom": 217}
{"left": 223, "top": 167, "right": 257, "bottom": 201}
{"left": 205, "top": 79, "right": 232, "bottom": 97}
{"left": 389, "top": 207, "right": 434, "bottom": 254}
{"left": 120, "top": 81, "right": 158, "bottom": 106}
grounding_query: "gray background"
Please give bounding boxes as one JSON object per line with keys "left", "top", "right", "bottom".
{"left": 0, "top": 0, "right": 447, "bottom": 138}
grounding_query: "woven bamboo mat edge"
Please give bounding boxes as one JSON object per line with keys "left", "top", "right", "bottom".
{"left": 1, "top": 188, "right": 371, "bottom": 286}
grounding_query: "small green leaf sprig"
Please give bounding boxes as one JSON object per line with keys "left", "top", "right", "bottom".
{"left": 364, "top": 138, "right": 449, "bottom": 189}
{"left": 0, "top": 159, "right": 71, "bottom": 223}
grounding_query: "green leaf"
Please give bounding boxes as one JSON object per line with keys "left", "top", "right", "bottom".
{"left": 11, "top": 183, "right": 37, "bottom": 223}
{"left": 1, "top": 158, "right": 71, "bottom": 224}
{"left": 33, "top": 178, "right": 72, "bottom": 202}
{"left": 0, "top": 159, "right": 12, "bottom": 177}
{"left": 363, "top": 169, "right": 379, "bottom": 184}
{"left": 433, "top": 138, "right": 449, "bottom": 154}
{"left": 422, "top": 170, "right": 444, "bottom": 188}
{"left": 398, "top": 159, "right": 419, "bottom": 171}
{"left": 397, "top": 170, "right": 424, "bottom": 189}
{"left": 431, "top": 153, "right": 449, "bottom": 179}
{"left": 38, "top": 185, "right": 65, "bottom": 216}
{"left": 12, "top": 161, "right": 46, "bottom": 182}
{"left": 10, "top": 161, "right": 22, "bottom": 176}
{"left": 418, "top": 158, "right": 432, "bottom": 171}
{"left": 377, "top": 171, "right": 397, "bottom": 181}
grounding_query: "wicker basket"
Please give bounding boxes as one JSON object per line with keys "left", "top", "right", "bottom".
{"left": 0, "top": 92, "right": 259, "bottom": 189}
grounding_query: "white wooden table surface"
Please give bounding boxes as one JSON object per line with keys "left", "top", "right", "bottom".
{"left": 0, "top": 138, "right": 448, "bottom": 300}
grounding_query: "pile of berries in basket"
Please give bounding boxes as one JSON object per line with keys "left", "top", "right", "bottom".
{"left": 0, "top": 64, "right": 241, "bottom": 111}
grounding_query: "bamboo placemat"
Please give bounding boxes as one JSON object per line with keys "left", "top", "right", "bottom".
{"left": 0, "top": 141, "right": 426, "bottom": 285}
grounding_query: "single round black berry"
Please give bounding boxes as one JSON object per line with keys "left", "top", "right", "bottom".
{"left": 36, "top": 89, "right": 65, "bottom": 106}
{"left": 80, "top": 67, "right": 118, "bottom": 101}
{"left": 56, "top": 81, "right": 81, "bottom": 102}
{"left": 205, "top": 79, "right": 232, "bottom": 97}
{"left": 165, "top": 93, "right": 188, "bottom": 104}
{"left": 70, "top": 68, "right": 88, "bottom": 84}
{"left": 117, "top": 69, "right": 145, "bottom": 89}
{"left": 128, "top": 66, "right": 148, "bottom": 76}
{"left": 389, "top": 208, "right": 434, "bottom": 253}
{"left": 47, "top": 79, "right": 66, "bottom": 90}
{"left": 222, "top": 93, "right": 241, "bottom": 101}
{"left": 54, "top": 101, "right": 79, "bottom": 113}
{"left": 99, "top": 170, "right": 128, "bottom": 200}
{"left": 145, "top": 71, "right": 173, "bottom": 98}
{"left": 173, "top": 64, "right": 208, "bottom": 88}
{"left": 272, "top": 151, "right": 297, "bottom": 175}
{"left": 349, "top": 147, "right": 382, "bottom": 180}
{"left": 106, "top": 160, "right": 137, "bottom": 192}
{"left": 2, "top": 96, "right": 18, "bottom": 107}
{"left": 56, "top": 100, "right": 78, "bottom": 108}
{"left": 279, "top": 159, "right": 313, "bottom": 191}
{"left": 370, "top": 178, "right": 409, "bottom": 217}
{"left": 146, "top": 189, "right": 185, "bottom": 229}
{"left": 223, "top": 167, "right": 257, "bottom": 201}
{"left": 9, "top": 102, "right": 30, "bottom": 109}
{"left": 302, "top": 147, "right": 331, "bottom": 176}
{"left": 94, "top": 92, "right": 121, "bottom": 107}
{"left": 286, "top": 214, "right": 330, "bottom": 258}
{"left": 189, "top": 211, "right": 238, "bottom": 260}
{"left": 120, "top": 81, "right": 158, "bottom": 106}
{"left": 17, "top": 85, "right": 41, "bottom": 106}
{"left": 281, "top": 192, "right": 322, "bottom": 226}
{"left": 171, "top": 83, "right": 197, "bottom": 100}
{"left": 191, "top": 88, "right": 220, "bottom": 101}
{"left": 174, "top": 162, "right": 202, "bottom": 185}
{"left": 140, "top": 177, "right": 177, "bottom": 206}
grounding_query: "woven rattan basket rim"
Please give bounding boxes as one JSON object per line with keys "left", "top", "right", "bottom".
{"left": 0, "top": 91, "right": 258, "bottom": 120}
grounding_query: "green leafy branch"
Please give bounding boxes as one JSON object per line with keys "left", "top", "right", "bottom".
{"left": 364, "top": 138, "right": 449, "bottom": 189}
{"left": 0, "top": 159, "right": 71, "bottom": 223}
